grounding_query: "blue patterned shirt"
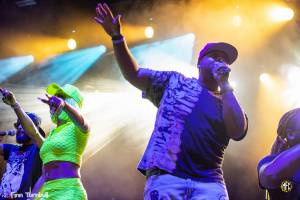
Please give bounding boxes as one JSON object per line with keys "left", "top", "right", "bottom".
{"left": 137, "top": 68, "right": 244, "bottom": 182}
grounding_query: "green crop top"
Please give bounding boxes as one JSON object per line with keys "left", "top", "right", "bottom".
{"left": 40, "top": 122, "right": 89, "bottom": 166}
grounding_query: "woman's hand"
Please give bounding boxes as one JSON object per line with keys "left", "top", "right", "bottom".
{"left": 38, "top": 94, "right": 65, "bottom": 115}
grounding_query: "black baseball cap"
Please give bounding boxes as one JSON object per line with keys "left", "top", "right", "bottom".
{"left": 198, "top": 42, "right": 238, "bottom": 65}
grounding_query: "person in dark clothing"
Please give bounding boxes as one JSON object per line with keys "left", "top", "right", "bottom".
{"left": 0, "top": 88, "right": 44, "bottom": 200}
{"left": 94, "top": 3, "right": 248, "bottom": 199}
{"left": 258, "top": 108, "right": 300, "bottom": 200}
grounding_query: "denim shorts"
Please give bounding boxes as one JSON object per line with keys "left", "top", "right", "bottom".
{"left": 144, "top": 174, "right": 229, "bottom": 200}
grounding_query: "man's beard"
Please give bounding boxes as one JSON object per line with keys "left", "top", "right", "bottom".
{"left": 16, "top": 131, "right": 31, "bottom": 144}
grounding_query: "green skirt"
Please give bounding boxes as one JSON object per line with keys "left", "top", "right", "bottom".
{"left": 35, "top": 178, "right": 87, "bottom": 200}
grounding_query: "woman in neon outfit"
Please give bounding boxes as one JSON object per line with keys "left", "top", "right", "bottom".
{"left": 5, "top": 83, "right": 90, "bottom": 200}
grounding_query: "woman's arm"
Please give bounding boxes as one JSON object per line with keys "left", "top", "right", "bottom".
{"left": 39, "top": 94, "right": 90, "bottom": 133}
{"left": 62, "top": 101, "right": 90, "bottom": 133}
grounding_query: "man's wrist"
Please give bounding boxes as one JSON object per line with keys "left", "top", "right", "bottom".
{"left": 111, "top": 34, "right": 123, "bottom": 39}
{"left": 11, "top": 102, "right": 20, "bottom": 109}
{"left": 112, "top": 34, "right": 124, "bottom": 44}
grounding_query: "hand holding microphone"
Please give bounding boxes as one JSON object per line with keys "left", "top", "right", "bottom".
{"left": 213, "top": 62, "right": 231, "bottom": 75}
{"left": 212, "top": 62, "right": 234, "bottom": 94}
{"left": 215, "top": 65, "right": 231, "bottom": 75}
{"left": 212, "top": 62, "right": 231, "bottom": 85}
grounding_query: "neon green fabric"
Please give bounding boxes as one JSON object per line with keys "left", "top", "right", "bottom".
{"left": 35, "top": 178, "right": 87, "bottom": 200}
{"left": 40, "top": 122, "right": 89, "bottom": 165}
{"left": 46, "top": 83, "right": 83, "bottom": 108}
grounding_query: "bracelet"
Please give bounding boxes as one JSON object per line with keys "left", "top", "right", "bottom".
{"left": 112, "top": 34, "right": 123, "bottom": 40}
{"left": 112, "top": 35, "right": 124, "bottom": 44}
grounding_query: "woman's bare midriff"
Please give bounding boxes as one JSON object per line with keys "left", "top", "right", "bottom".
{"left": 43, "top": 161, "right": 80, "bottom": 182}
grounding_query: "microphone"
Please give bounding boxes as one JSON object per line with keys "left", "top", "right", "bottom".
{"left": 0, "top": 130, "right": 17, "bottom": 136}
{"left": 213, "top": 63, "right": 231, "bottom": 75}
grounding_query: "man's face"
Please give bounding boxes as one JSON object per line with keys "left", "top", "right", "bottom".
{"left": 198, "top": 51, "right": 229, "bottom": 68}
{"left": 286, "top": 113, "right": 300, "bottom": 147}
{"left": 14, "top": 122, "right": 31, "bottom": 144}
{"left": 198, "top": 51, "right": 230, "bottom": 77}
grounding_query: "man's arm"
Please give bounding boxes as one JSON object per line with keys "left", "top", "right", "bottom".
{"left": 95, "top": 3, "right": 150, "bottom": 91}
{"left": 259, "top": 143, "right": 300, "bottom": 189}
{"left": 220, "top": 82, "right": 247, "bottom": 140}
{"left": 0, "top": 135, "right": 9, "bottom": 157}
{"left": 29, "top": 175, "right": 44, "bottom": 199}
{"left": 0, "top": 88, "right": 44, "bottom": 148}
{"left": 0, "top": 136, "right": 3, "bottom": 156}
{"left": 112, "top": 37, "right": 150, "bottom": 91}
{"left": 0, "top": 139, "right": 7, "bottom": 181}
{"left": 212, "top": 64, "right": 247, "bottom": 140}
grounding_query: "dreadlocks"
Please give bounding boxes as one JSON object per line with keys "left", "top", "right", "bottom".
{"left": 270, "top": 108, "right": 300, "bottom": 155}
{"left": 277, "top": 108, "right": 300, "bottom": 139}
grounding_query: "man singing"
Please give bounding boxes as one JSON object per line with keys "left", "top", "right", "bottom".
{"left": 95, "top": 3, "right": 248, "bottom": 199}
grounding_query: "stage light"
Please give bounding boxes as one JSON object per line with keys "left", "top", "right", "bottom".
{"left": 16, "top": 0, "right": 36, "bottom": 7}
{"left": 274, "top": 65, "right": 300, "bottom": 107}
{"left": 144, "top": 26, "right": 154, "bottom": 38}
{"left": 67, "top": 38, "right": 77, "bottom": 50}
{"left": 29, "top": 55, "right": 34, "bottom": 62}
{"left": 260, "top": 73, "right": 272, "bottom": 86}
{"left": 232, "top": 15, "right": 242, "bottom": 27}
{"left": 229, "top": 81, "right": 237, "bottom": 89}
{"left": 268, "top": 6, "right": 294, "bottom": 22}
{"left": 131, "top": 33, "right": 197, "bottom": 77}
{"left": 82, "top": 90, "right": 157, "bottom": 161}
{"left": 0, "top": 55, "right": 34, "bottom": 83}
{"left": 287, "top": 66, "right": 300, "bottom": 86}
{"left": 19, "top": 45, "right": 106, "bottom": 86}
